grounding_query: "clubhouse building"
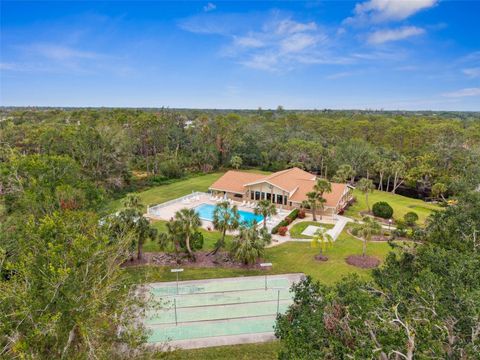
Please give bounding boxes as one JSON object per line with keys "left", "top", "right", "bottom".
{"left": 209, "top": 167, "right": 353, "bottom": 216}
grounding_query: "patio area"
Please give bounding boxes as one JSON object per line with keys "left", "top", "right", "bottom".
{"left": 145, "top": 192, "right": 290, "bottom": 233}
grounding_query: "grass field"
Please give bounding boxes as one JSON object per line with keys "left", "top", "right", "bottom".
{"left": 289, "top": 221, "right": 335, "bottom": 239}
{"left": 106, "top": 172, "right": 226, "bottom": 213}
{"left": 169, "top": 341, "right": 280, "bottom": 360}
{"left": 345, "top": 189, "right": 441, "bottom": 224}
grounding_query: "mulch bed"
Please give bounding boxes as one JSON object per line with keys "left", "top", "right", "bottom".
{"left": 345, "top": 255, "right": 381, "bottom": 269}
{"left": 122, "top": 251, "right": 264, "bottom": 269}
{"left": 314, "top": 254, "right": 329, "bottom": 262}
{"left": 359, "top": 211, "right": 394, "bottom": 225}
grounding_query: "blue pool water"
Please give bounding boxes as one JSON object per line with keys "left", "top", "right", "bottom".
{"left": 194, "top": 203, "right": 264, "bottom": 225}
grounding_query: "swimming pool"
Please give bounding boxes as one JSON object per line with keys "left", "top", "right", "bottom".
{"left": 194, "top": 203, "right": 263, "bottom": 225}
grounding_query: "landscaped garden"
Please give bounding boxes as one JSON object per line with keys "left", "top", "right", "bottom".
{"left": 288, "top": 221, "right": 334, "bottom": 239}
{"left": 345, "top": 188, "right": 441, "bottom": 224}
{"left": 125, "top": 232, "right": 392, "bottom": 286}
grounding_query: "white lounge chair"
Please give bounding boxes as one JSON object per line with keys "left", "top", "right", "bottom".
{"left": 240, "top": 201, "right": 246, "bottom": 206}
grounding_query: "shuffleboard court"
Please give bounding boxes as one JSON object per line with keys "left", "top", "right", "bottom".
{"left": 144, "top": 273, "right": 304, "bottom": 349}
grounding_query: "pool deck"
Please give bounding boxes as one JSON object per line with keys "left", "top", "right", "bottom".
{"left": 145, "top": 192, "right": 290, "bottom": 233}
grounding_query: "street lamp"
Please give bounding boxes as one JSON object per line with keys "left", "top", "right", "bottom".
{"left": 388, "top": 219, "right": 392, "bottom": 232}
{"left": 260, "top": 262, "right": 272, "bottom": 290}
{"left": 171, "top": 268, "right": 184, "bottom": 295}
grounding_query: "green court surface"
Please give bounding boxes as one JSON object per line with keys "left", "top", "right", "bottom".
{"left": 149, "top": 277, "right": 289, "bottom": 296}
{"left": 148, "top": 317, "right": 276, "bottom": 343}
{"left": 144, "top": 274, "right": 302, "bottom": 345}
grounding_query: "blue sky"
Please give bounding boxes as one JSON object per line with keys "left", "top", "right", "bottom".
{"left": 1, "top": 1, "right": 479, "bottom": 110}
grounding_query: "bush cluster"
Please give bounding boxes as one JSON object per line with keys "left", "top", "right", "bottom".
{"left": 271, "top": 208, "right": 300, "bottom": 234}
{"left": 372, "top": 201, "right": 393, "bottom": 219}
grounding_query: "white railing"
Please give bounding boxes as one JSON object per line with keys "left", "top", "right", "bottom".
{"left": 147, "top": 191, "right": 207, "bottom": 216}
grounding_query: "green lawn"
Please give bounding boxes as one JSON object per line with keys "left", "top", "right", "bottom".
{"left": 345, "top": 189, "right": 441, "bottom": 224}
{"left": 289, "top": 221, "right": 334, "bottom": 239}
{"left": 169, "top": 341, "right": 280, "bottom": 360}
{"left": 106, "top": 172, "right": 226, "bottom": 213}
{"left": 125, "top": 232, "right": 392, "bottom": 286}
{"left": 106, "top": 169, "right": 271, "bottom": 213}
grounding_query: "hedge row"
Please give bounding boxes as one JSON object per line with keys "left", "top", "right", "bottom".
{"left": 271, "top": 208, "right": 300, "bottom": 234}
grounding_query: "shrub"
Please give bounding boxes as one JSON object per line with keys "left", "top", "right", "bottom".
{"left": 271, "top": 208, "right": 300, "bottom": 234}
{"left": 404, "top": 211, "right": 419, "bottom": 226}
{"left": 278, "top": 226, "right": 288, "bottom": 236}
{"left": 298, "top": 209, "right": 306, "bottom": 219}
{"left": 289, "top": 209, "right": 299, "bottom": 220}
{"left": 392, "top": 219, "right": 408, "bottom": 238}
{"left": 372, "top": 201, "right": 393, "bottom": 219}
{"left": 271, "top": 219, "right": 289, "bottom": 234}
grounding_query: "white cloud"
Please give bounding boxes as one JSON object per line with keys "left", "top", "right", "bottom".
{"left": 274, "top": 19, "right": 317, "bottom": 34}
{"left": 203, "top": 2, "right": 216, "bottom": 12}
{"left": 234, "top": 36, "right": 264, "bottom": 48}
{"left": 28, "top": 43, "right": 98, "bottom": 61}
{"left": 462, "top": 67, "right": 480, "bottom": 78}
{"left": 346, "top": 0, "right": 438, "bottom": 24}
{"left": 443, "top": 88, "right": 480, "bottom": 98}
{"left": 280, "top": 33, "right": 319, "bottom": 53}
{"left": 368, "top": 26, "right": 425, "bottom": 44}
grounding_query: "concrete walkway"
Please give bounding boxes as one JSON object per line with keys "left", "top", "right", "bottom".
{"left": 268, "top": 215, "right": 353, "bottom": 247}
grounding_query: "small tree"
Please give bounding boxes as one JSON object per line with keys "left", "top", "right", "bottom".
{"left": 333, "top": 164, "right": 356, "bottom": 184}
{"left": 230, "top": 155, "right": 243, "bottom": 170}
{"left": 254, "top": 199, "right": 278, "bottom": 229}
{"left": 174, "top": 208, "right": 202, "bottom": 261}
{"left": 306, "top": 191, "right": 321, "bottom": 221}
{"left": 431, "top": 182, "right": 447, "bottom": 201}
{"left": 230, "top": 222, "right": 271, "bottom": 265}
{"left": 211, "top": 201, "right": 240, "bottom": 254}
{"left": 356, "top": 178, "right": 375, "bottom": 213}
{"left": 108, "top": 195, "right": 157, "bottom": 260}
{"left": 357, "top": 217, "right": 382, "bottom": 257}
{"left": 311, "top": 227, "right": 333, "bottom": 260}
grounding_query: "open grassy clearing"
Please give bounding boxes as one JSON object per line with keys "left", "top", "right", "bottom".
{"left": 106, "top": 169, "right": 271, "bottom": 213}
{"left": 345, "top": 189, "right": 441, "bottom": 224}
{"left": 168, "top": 341, "right": 280, "bottom": 360}
{"left": 289, "top": 221, "right": 335, "bottom": 239}
{"left": 106, "top": 172, "right": 225, "bottom": 213}
{"left": 125, "top": 232, "right": 392, "bottom": 286}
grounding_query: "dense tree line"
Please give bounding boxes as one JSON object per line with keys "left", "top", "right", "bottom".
{"left": 1, "top": 108, "right": 479, "bottom": 201}
{"left": 275, "top": 193, "right": 480, "bottom": 359}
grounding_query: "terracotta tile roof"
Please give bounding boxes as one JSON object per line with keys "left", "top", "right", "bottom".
{"left": 209, "top": 167, "right": 348, "bottom": 207}
{"left": 209, "top": 170, "right": 265, "bottom": 194}
{"left": 289, "top": 180, "right": 348, "bottom": 208}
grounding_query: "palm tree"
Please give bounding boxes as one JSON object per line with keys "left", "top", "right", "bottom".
{"left": 230, "top": 222, "right": 271, "bottom": 265}
{"left": 159, "top": 219, "right": 183, "bottom": 262}
{"left": 175, "top": 208, "right": 202, "bottom": 261}
{"left": 211, "top": 201, "right": 240, "bottom": 255}
{"left": 357, "top": 178, "right": 375, "bottom": 212}
{"left": 357, "top": 217, "right": 382, "bottom": 257}
{"left": 254, "top": 199, "right": 277, "bottom": 229}
{"left": 306, "top": 191, "right": 321, "bottom": 221}
{"left": 310, "top": 227, "right": 333, "bottom": 259}
{"left": 314, "top": 178, "right": 331, "bottom": 220}
{"left": 116, "top": 194, "right": 156, "bottom": 261}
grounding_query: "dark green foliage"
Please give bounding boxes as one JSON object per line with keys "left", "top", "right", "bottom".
{"left": 271, "top": 208, "right": 299, "bottom": 234}
{"left": 403, "top": 211, "right": 419, "bottom": 226}
{"left": 276, "top": 195, "right": 480, "bottom": 359}
{"left": 372, "top": 201, "right": 394, "bottom": 218}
